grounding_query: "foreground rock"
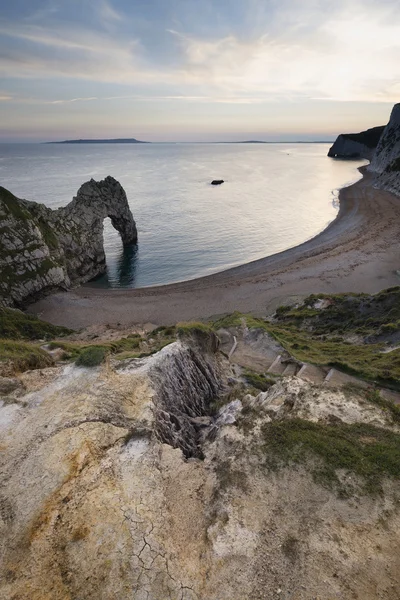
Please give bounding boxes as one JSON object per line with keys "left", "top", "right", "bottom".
{"left": 0, "top": 177, "right": 137, "bottom": 307}
{"left": 1, "top": 331, "right": 400, "bottom": 599}
{"left": 328, "top": 125, "right": 385, "bottom": 159}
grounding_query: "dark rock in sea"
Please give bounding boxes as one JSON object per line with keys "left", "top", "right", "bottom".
{"left": 211, "top": 180, "right": 224, "bottom": 185}
{"left": 0, "top": 177, "right": 137, "bottom": 307}
{"left": 328, "top": 126, "right": 385, "bottom": 160}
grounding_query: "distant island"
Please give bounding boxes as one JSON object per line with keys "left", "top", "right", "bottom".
{"left": 46, "top": 138, "right": 148, "bottom": 144}
{"left": 45, "top": 138, "right": 334, "bottom": 145}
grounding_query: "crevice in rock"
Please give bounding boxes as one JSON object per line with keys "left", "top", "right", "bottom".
{"left": 151, "top": 336, "right": 224, "bottom": 458}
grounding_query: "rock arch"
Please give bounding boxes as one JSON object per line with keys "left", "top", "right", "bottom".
{"left": 0, "top": 177, "right": 137, "bottom": 306}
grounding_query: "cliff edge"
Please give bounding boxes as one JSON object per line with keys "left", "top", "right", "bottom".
{"left": 369, "top": 103, "right": 400, "bottom": 195}
{"left": 0, "top": 177, "right": 137, "bottom": 307}
{"left": 327, "top": 125, "right": 385, "bottom": 159}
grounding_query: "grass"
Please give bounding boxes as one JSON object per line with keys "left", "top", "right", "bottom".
{"left": 75, "top": 346, "right": 108, "bottom": 367}
{"left": 0, "top": 340, "right": 53, "bottom": 373}
{"left": 212, "top": 289, "right": 400, "bottom": 389}
{"left": 176, "top": 321, "right": 212, "bottom": 336}
{"left": 365, "top": 388, "right": 400, "bottom": 425}
{"left": 260, "top": 418, "right": 400, "bottom": 496}
{"left": 243, "top": 370, "right": 275, "bottom": 392}
{"left": 0, "top": 308, "right": 71, "bottom": 341}
{"left": 276, "top": 287, "right": 400, "bottom": 336}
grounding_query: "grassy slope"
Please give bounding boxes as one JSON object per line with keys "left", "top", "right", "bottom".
{"left": 213, "top": 288, "right": 400, "bottom": 389}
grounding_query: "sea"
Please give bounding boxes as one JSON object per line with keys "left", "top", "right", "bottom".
{"left": 0, "top": 143, "right": 367, "bottom": 288}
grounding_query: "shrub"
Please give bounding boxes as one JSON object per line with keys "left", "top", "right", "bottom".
{"left": 75, "top": 346, "right": 108, "bottom": 367}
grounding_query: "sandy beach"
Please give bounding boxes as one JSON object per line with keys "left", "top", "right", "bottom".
{"left": 28, "top": 168, "right": 400, "bottom": 329}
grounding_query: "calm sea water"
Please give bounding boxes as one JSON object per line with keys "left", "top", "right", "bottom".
{"left": 0, "top": 143, "right": 366, "bottom": 288}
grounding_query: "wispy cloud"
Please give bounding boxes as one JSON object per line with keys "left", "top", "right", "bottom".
{"left": 0, "top": 0, "right": 399, "bottom": 110}
{"left": 98, "top": 0, "right": 123, "bottom": 23}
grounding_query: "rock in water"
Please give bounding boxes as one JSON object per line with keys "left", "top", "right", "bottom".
{"left": 0, "top": 177, "right": 137, "bottom": 307}
{"left": 211, "top": 180, "right": 224, "bottom": 185}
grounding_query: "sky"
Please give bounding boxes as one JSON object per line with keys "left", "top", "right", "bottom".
{"left": 0, "top": 0, "right": 399, "bottom": 142}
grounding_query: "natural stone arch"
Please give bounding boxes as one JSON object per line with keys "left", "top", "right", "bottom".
{"left": 64, "top": 176, "right": 137, "bottom": 246}
{"left": 0, "top": 176, "right": 137, "bottom": 306}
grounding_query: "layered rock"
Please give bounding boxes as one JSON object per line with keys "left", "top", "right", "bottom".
{"left": 327, "top": 125, "right": 384, "bottom": 159}
{"left": 369, "top": 103, "right": 400, "bottom": 195}
{"left": 0, "top": 177, "right": 137, "bottom": 307}
{"left": 1, "top": 333, "right": 400, "bottom": 600}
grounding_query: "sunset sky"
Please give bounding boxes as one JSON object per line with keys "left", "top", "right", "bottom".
{"left": 0, "top": 0, "right": 399, "bottom": 142}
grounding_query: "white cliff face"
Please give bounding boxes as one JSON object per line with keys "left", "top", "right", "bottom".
{"left": 0, "top": 177, "right": 137, "bottom": 307}
{"left": 369, "top": 103, "right": 400, "bottom": 195}
{"left": 328, "top": 135, "right": 374, "bottom": 160}
{"left": 328, "top": 126, "right": 384, "bottom": 160}
{"left": 1, "top": 337, "right": 400, "bottom": 600}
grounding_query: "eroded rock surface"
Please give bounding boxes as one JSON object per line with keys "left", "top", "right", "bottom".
{"left": 0, "top": 177, "right": 137, "bottom": 307}
{"left": 1, "top": 334, "right": 400, "bottom": 600}
{"left": 369, "top": 103, "right": 400, "bottom": 195}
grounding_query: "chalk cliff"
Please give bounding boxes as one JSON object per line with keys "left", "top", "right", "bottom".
{"left": 0, "top": 177, "right": 137, "bottom": 307}
{"left": 369, "top": 103, "right": 400, "bottom": 195}
{"left": 327, "top": 126, "right": 384, "bottom": 159}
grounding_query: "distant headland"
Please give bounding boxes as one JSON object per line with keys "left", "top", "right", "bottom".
{"left": 45, "top": 138, "right": 334, "bottom": 145}
{"left": 46, "top": 138, "right": 149, "bottom": 144}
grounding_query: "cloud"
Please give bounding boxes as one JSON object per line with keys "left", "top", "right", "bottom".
{"left": 0, "top": 0, "right": 399, "bottom": 105}
{"left": 169, "top": 2, "right": 400, "bottom": 103}
{"left": 98, "top": 0, "right": 123, "bottom": 23}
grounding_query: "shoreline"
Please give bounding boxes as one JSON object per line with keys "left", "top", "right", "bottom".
{"left": 28, "top": 168, "right": 400, "bottom": 328}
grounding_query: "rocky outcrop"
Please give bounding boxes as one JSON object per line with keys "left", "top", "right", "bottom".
{"left": 369, "top": 103, "right": 400, "bottom": 195}
{"left": 1, "top": 332, "right": 400, "bottom": 600}
{"left": 0, "top": 177, "right": 137, "bottom": 307}
{"left": 328, "top": 125, "right": 384, "bottom": 159}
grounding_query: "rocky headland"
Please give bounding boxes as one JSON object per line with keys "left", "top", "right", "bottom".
{"left": 327, "top": 125, "right": 385, "bottom": 159}
{"left": 0, "top": 177, "right": 137, "bottom": 307}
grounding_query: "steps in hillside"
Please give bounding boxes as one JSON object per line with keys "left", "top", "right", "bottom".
{"left": 267, "top": 355, "right": 287, "bottom": 375}
{"left": 296, "top": 363, "right": 326, "bottom": 384}
{"left": 282, "top": 362, "right": 299, "bottom": 376}
{"left": 218, "top": 326, "right": 400, "bottom": 405}
{"left": 324, "top": 368, "right": 369, "bottom": 389}
{"left": 380, "top": 389, "right": 400, "bottom": 405}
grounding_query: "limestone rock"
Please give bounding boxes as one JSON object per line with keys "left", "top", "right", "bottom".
{"left": 327, "top": 126, "right": 384, "bottom": 159}
{"left": 0, "top": 177, "right": 137, "bottom": 307}
{"left": 1, "top": 334, "right": 400, "bottom": 600}
{"left": 369, "top": 103, "right": 400, "bottom": 195}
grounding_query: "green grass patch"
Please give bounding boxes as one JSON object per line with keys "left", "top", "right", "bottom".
{"left": 176, "top": 321, "right": 212, "bottom": 336}
{"left": 0, "top": 339, "right": 53, "bottom": 373}
{"left": 365, "top": 388, "right": 400, "bottom": 425}
{"left": 276, "top": 287, "right": 400, "bottom": 336}
{"left": 212, "top": 298, "right": 400, "bottom": 389}
{"left": 75, "top": 346, "right": 108, "bottom": 367}
{"left": 243, "top": 370, "right": 275, "bottom": 392}
{"left": 265, "top": 323, "right": 400, "bottom": 389}
{"left": 260, "top": 418, "right": 400, "bottom": 496}
{"left": 0, "top": 308, "right": 71, "bottom": 341}
{"left": 0, "top": 187, "right": 31, "bottom": 221}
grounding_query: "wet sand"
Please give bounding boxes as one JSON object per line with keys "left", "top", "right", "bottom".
{"left": 29, "top": 169, "right": 400, "bottom": 329}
